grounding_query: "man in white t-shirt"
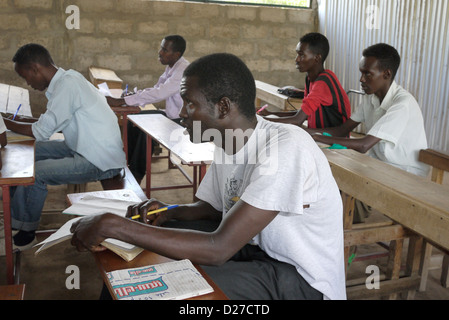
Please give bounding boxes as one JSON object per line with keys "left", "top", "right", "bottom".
{"left": 309, "top": 43, "right": 429, "bottom": 222}
{"left": 70, "top": 53, "right": 347, "bottom": 300}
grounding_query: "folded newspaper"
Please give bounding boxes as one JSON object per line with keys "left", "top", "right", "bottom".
{"left": 107, "top": 259, "right": 214, "bottom": 300}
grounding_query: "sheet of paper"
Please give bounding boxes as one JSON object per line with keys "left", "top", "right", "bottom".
{"left": 107, "top": 259, "right": 214, "bottom": 300}
{"left": 0, "top": 83, "right": 33, "bottom": 117}
{"left": 98, "top": 82, "right": 113, "bottom": 97}
{"left": 63, "top": 195, "right": 140, "bottom": 216}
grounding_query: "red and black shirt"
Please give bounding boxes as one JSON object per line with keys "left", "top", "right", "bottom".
{"left": 301, "top": 70, "right": 351, "bottom": 129}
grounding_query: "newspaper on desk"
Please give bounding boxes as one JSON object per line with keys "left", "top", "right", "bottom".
{"left": 107, "top": 259, "right": 214, "bottom": 300}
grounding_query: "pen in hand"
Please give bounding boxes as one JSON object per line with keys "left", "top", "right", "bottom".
{"left": 130, "top": 205, "right": 179, "bottom": 220}
{"left": 12, "top": 104, "right": 22, "bottom": 120}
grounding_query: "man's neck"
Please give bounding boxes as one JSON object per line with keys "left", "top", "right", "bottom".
{"left": 375, "top": 81, "right": 393, "bottom": 104}
{"left": 307, "top": 65, "right": 325, "bottom": 82}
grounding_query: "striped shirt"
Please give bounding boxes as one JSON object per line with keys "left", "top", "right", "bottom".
{"left": 301, "top": 70, "right": 351, "bottom": 129}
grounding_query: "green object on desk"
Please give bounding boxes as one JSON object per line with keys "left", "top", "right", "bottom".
{"left": 322, "top": 132, "right": 348, "bottom": 149}
{"left": 329, "top": 144, "right": 348, "bottom": 150}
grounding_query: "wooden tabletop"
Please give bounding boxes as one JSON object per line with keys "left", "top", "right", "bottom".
{"left": 255, "top": 80, "right": 302, "bottom": 111}
{"left": 0, "top": 140, "right": 35, "bottom": 185}
{"left": 323, "top": 148, "right": 449, "bottom": 252}
{"left": 128, "top": 114, "right": 214, "bottom": 165}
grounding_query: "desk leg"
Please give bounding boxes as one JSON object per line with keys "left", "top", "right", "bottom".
{"left": 2, "top": 186, "right": 14, "bottom": 285}
{"left": 145, "top": 135, "right": 152, "bottom": 199}
{"left": 199, "top": 164, "right": 207, "bottom": 183}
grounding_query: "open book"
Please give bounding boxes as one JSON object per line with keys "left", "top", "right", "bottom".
{"left": 107, "top": 259, "right": 213, "bottom": 300}
{"left": 34, "top": 217, "right": 144, "bottom": 261}
{"left": 35, "top": 190, "right": 144, "bottom": 261}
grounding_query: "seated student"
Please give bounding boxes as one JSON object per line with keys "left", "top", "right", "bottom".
{"left": 107, "top": 35, "right": 189, "bottom": 184}
{"left": 309, "top": 43, "right": 429, "bottom": 222}
{"left": 262, "top": 33, "right": 351, "bottom": 129}
{"left": 70, "top": 53, "right": 346, "bottom": 300}
{"left": 0, "top": 43, "right": 125, "bottom": 254}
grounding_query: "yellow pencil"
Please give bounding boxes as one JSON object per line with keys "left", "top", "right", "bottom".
{"left": 130, "top": 205, "right": 179, "bottom": 220}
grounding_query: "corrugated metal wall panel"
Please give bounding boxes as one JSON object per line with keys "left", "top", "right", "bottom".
{"left": 318, "top": 0, "right": 449, "bottom": 152}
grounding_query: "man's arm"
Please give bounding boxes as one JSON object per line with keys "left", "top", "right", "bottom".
{"left": 106, "top": 96, "right": 127, "bottom": 107}
{"left": 313, "top": 134, "right": 381, "bottom": 154}
{"left": 71, "top": 200, "right": 278, "bottom": 266}
{"left": 264, "top": 109, "right": 308, "bottom": 127}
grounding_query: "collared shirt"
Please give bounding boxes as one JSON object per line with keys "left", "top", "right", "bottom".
{"left": 351, "top": 81, "right": 429, "bottom": 177}
{"left": 125, "top": 57, "right": 189, "bottom": 119}
{"left": 32, "top": 68, "right": 126, "bottom": 172}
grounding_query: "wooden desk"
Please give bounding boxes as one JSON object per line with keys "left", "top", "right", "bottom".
{"left": 323, "top": 148, "right": 449, "bottom": 252}
{"left": 0, "top": 284, "right": 25, "bottom": 300}
{"left": 88, "top": 66, "right": 123, "bottom": 90}
{"left": 95, "top": 250, "right": 227, "bottom": 300}
{"left": 0, "top": 140, "right": 35, "bottom": 284}
{"left": 255, "top": 80, "right": 302, "bottom": 111}
{"left": 128, "top": 114, "right": 214, "bottom": 200}
{"left": 66, "top": 191, "right": 227, "bottom": 300}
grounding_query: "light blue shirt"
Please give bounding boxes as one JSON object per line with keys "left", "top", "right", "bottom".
{"left": 32, "top": 68, "right": 126, "bottom": 171}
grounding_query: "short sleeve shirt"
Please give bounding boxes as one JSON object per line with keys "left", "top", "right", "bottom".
{"left": 196, "top": 117, "right": 347, "bottom": 300}
{"left": 351, "top": 82, "right": 429, "bottom": 177}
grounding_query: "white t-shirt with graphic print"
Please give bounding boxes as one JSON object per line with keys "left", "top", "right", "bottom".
{"left": 196, "top": 116, "right": 346, "bottom": 300}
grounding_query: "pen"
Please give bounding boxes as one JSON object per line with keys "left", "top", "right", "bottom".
{"left": 12, "top": 104, "right": 22, "bottom": 120}
{"left": 257, "top": 104, "right": 269, "bottom": 114}
{"left": 130, "top": 205, "right": 179, "bottom": 220}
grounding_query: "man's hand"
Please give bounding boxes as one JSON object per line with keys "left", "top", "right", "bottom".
{"left": 106, "top": 96, "right": 127, "bottom": 107}
{"left": 70, "top": 214, "right": 111, "bottom": 253}
{"left": 126, "top": 199, "right": 172, "bottom": 226}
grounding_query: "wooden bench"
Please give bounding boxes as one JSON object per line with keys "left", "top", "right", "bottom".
{"left": 418, "top": 149, "right": 449, "bottom": 291}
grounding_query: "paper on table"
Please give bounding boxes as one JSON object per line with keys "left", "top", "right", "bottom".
{"left": 107, "top": 259, "right": 214, "bottom": 300}
{"left": 98, "top": 82, "right": 113, "bottom": 97}
{"left": 63, "top": 195, "right": 140, "bottom": 216}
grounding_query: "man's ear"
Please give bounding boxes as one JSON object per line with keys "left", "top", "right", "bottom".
{"left": 383, "top": 69, "right": 392, "bottom": 80}
{"left": 217, "top": 97, "right": 232, "bottom": 119}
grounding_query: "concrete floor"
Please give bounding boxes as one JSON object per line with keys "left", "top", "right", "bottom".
{"left": 1, "top": 154, "right": 449, "bottom": 300}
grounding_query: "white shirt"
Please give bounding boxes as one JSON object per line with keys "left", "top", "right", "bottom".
{"left": 124, "top": 57, "right": 189, "bottom": 119}
{"left": 32, "top": 68, "right": 126, "bottom": 172}
{"left": 351, "top": 81, "right": 430, "bottom": 177}
{"left": 196, "top": 117, "right": 347, "bottom": 300}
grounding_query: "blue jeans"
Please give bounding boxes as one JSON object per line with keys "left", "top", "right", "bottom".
{"left": 11, "top": 140, "right": 122, "bottom": 232}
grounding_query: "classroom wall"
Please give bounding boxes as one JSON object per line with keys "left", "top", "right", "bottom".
{"left": 0, "top": 0, "right": 318, "bottom": 115}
